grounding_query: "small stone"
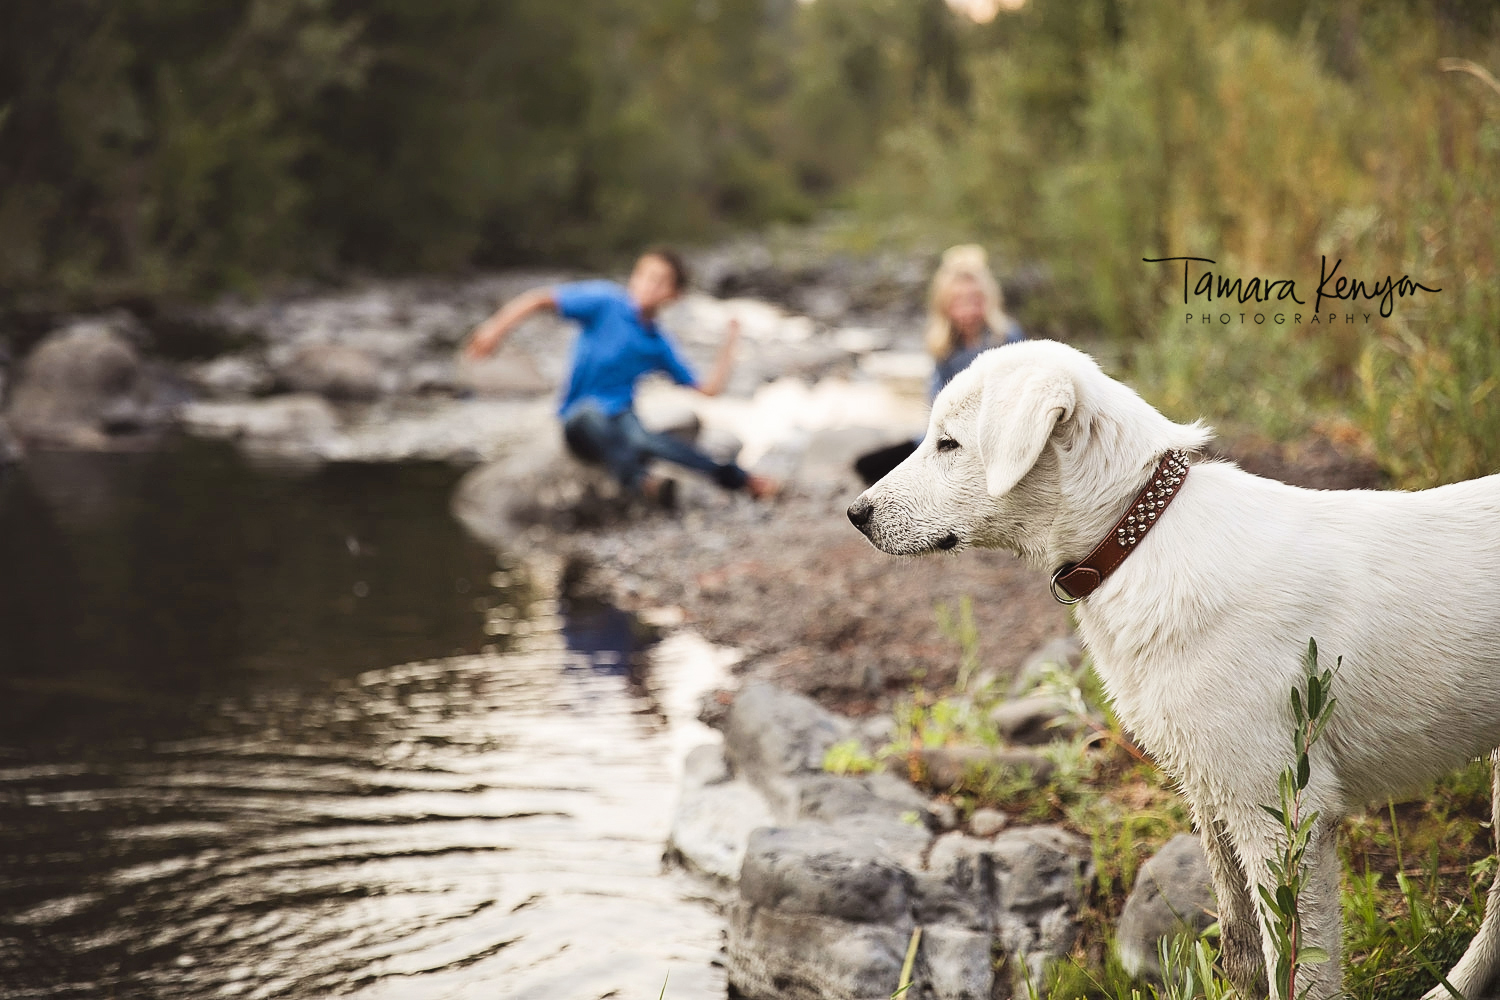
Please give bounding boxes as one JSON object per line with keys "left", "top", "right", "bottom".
{"left": 988, "top": 693, "right": 1084, "bottom": 746}
{"left": 968, "top": 808, "right": 1009, "bottom": 838}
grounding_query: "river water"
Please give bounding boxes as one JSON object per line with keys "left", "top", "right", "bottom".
{"left": 0, "top": 440, "right": 728, "bottom": 999}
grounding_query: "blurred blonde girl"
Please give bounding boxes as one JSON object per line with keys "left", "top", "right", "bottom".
{"left": 855, "top": 244, "right": 1026, "bottom": 485}
{"left": 924, "top": 244, "right": 1025, "bottom": 401}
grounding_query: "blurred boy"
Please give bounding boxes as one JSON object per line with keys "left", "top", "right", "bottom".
{"left": 465, "top": 248, "right": 776, "bottom": 505}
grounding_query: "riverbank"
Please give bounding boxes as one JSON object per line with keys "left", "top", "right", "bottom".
{"left": 0, "top": 251, "right": 1394, "bottom": 999}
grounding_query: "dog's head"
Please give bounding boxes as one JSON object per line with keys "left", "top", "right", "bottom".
{"left": 846, "top": 340, "right": 1210, "bottom": 566}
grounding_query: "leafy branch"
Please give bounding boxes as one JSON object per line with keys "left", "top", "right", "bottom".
{"left": 1258, "top": 639, "right": 1340, "bottom": 1000}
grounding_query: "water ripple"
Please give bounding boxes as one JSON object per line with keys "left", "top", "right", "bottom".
{"left": 0, "top": 632, "right": 735, "bottom": 999}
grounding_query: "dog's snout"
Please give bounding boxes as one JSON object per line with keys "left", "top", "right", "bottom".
{"left": 847, "top": 499, "right": 874, "bottom": 533}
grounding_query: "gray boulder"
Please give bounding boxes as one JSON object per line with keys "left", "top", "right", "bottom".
{"left": 727, "top": 818, "right": 1091, "bottom": 999}
{"left": 918, "top": 925, "right": 996, "bottom": 1000}
{"left": 990, "top": 825, "right": 1095, "bottom": 992}
{"left": 1115, "top": 833, "right": 1218, "bottom": 980}
{"left": 456, "top": 353, "right": 552, "bottom": 397}
{"left": 740, "top": 824, "right": 915, "bottom": 925}
{"left": 178, "top": 394, "right": 341, "bottom": 449}
{"left": 667, "top": 744, "right": 776, "bottom": 883}
{"left": 913, "top": 833, "right": 1002, "bottom": 932}
{"left": 277, "top": 343, "right": 389, "bottom": 400}
{"left": 724, "top": 681, "right": 856, "bottom": 818}
{"left": 6, "top": 323, "right": 150, "bottom": 448}
{"left": 794, "top": 773, "right": 930, "bottom": 826}
{"left": 726, "top": 904, "right": 910, "bottom": 1000}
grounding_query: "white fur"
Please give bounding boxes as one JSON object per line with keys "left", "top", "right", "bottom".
{"left": 849, "top": 340, "right": 1500, "bottom": 999}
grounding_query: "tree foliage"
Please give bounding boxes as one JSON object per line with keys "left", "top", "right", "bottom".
{"left": 0, "top": 0, "right": 970, "bottom": 304}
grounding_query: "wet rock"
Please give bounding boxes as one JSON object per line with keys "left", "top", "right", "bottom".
{"left": 277, "top": 343, "right": 390, "bottom": 400}
{"left": 723, "top": 681, "right": 856, "bottom": 818}
{"left": 918, "top": 745, "right": 1054, "bottom": 791}
{"left": 727, "top": 820, "right": 1091, "bottom": 999}
{"left": 913, "top": 833, "right": 1002, "bottom": 932}
{"left": 180, "top": 395, "right": 556, "bottom": 467}
{"left": 918, "top": 924, "right": 995, "bottom": 1000}
{"left": 793, "top": 773, "right": 929, "bottom": 826}
{"left": 989, "top": 693, "right": 1089, "bottom": 746}
{"left": 740, "top": 824, "right": 914, "bottom": 925}
{"left": 5, "top": 322, "right": 160, "bottom": 448}
{"left": 726, "top": 904, "right": 909, "bottom": 1000}
{"left": 1116, "top": 833, "right": 1217, "bottom": 980}
{"left": 668, "top": 744, "right": 776, "bottom": 883}
{"left": 969, "top": 808, "right": 1009, "bottom": 838}
{"left": 317, "top": 399, "right": 549, "bottom": 464}
{"left": 450, "top": 421, "right": 632, "bottom": 549}
{"left": 668, "top": 748, "right": 928, "bottom": 889}
{"left": 678, "top": 681, "right": 1092, "bottom": 1000}
{"left": 990, "top": 825, "right": 1094, "bottom": 991}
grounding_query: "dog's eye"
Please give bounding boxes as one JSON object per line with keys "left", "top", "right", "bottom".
{"left": 936, "top": 436, "right": 959, "bottom": 452}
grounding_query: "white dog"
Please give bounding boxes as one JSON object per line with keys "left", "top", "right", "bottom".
{"left": 847, "top": 340, "right": 1500, "bottom": 999}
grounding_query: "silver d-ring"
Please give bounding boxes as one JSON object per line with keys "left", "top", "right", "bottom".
{"left": 1049, "top": 568, "right": 1082, "bottom": 606}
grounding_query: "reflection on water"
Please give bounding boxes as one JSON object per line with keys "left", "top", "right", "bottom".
{"left": 0, "top": 442, "right": 728, "bottom": 999}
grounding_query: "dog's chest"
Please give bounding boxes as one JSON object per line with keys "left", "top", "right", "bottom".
{"left": 1076, "top": 623, "right": 1226, "bottom": 779}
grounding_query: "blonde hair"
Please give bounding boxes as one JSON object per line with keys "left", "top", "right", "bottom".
{"left": 923, "top": 244, "right": 1010, "bottom": 361}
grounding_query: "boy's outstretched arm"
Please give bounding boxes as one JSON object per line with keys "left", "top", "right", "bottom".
{"left": 464, "top": 288, "right": 556, "bottom": 360}
{"left": 695, "top": 318, "right": 740, "bottom": 397}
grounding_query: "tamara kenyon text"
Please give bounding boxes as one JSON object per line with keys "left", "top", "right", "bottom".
{"left": 1145, "top": 256, "right": 1441, "bottom": 318}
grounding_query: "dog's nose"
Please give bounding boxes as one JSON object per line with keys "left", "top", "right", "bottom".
{"left": 847, "top": 499, "right": 874, "bottom": 533}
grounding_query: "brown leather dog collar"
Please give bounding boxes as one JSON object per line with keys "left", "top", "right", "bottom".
{"left": 1049, "top": 450, "right": 1192, "bottom": 604}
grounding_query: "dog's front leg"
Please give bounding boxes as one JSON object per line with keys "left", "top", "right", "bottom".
{"left": 1235, "top": 814, "right": 1344, "bottom": 1000}
{"left": 1197, "top": 813, "right": 1267, "bottom": 996}
{"left": 1296, "top": 816, "right": 1345, "bottom": 1000}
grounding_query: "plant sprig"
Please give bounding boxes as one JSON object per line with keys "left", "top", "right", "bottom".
{"left": 1258, "top": 638, "right": 1340, "bottom": 999}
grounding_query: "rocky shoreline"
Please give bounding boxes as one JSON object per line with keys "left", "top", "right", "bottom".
{"left": 681, "top": 678, "right": 1094, "bottom": 998}
{"left": 0, "top": 251, "right": 1385, "bottom": 998}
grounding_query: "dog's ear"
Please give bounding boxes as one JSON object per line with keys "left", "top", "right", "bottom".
{"left": 977, "top": 366, "right": 1075, "bottom": 497}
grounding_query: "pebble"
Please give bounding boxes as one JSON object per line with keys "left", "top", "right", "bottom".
{"left": 969, "top": 807, "right": 1009, "bottom": 837}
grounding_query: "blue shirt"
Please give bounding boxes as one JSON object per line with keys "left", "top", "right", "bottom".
{"left": 930, "top": 319, "right": 1026, "bottom": 402}
{"left": 553, "top": 281, "right": 699, "bottom": 417}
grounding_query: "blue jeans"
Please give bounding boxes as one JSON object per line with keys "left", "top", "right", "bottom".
{"left": 562, "top": 402, "right": 749, "bottom": 491}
